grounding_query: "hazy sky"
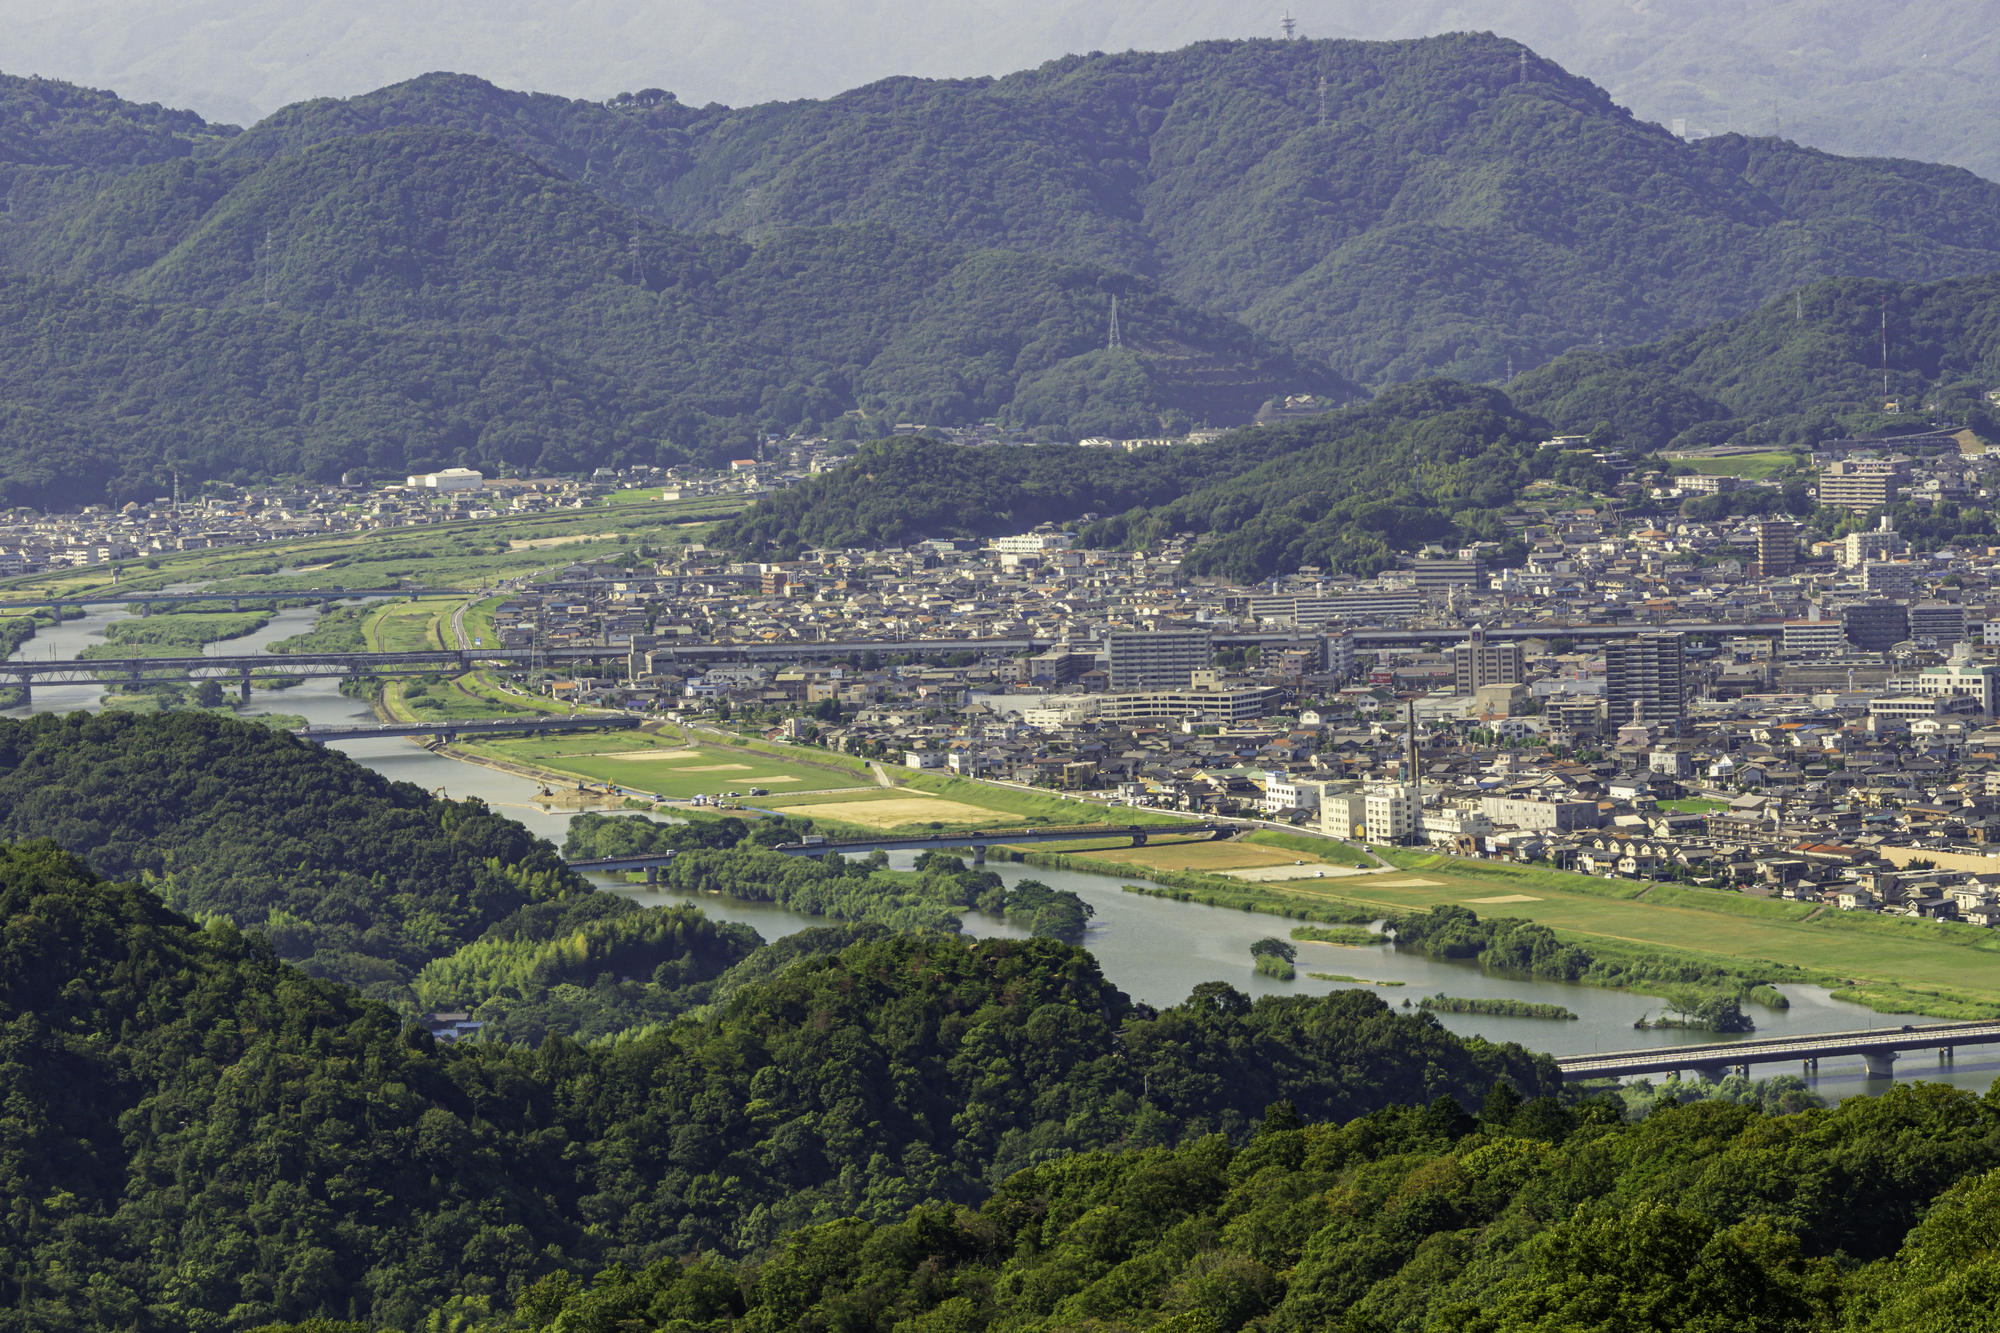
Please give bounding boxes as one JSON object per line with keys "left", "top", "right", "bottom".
{"left": 6, "top": 0, "right": 1998, "bottom": 177}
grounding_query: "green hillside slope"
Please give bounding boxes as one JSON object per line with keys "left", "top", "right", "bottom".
{"left": 0, "top": 847, "right": 1553, "bottom": 1328}
{"left": 1510, "top": 273, "right": 2000, "bottom": 454}
{"left": 0, "top": 124, "right": 1344, "bottom": 501}
{"left": 716, "top": 379, "right": 1554, "bottom": 579}
{"left": 209, "top": 36, "right": 2000, "bottom": 385}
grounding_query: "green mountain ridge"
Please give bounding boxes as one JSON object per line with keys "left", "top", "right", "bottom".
{"left": 0, "top": 123, "right": 1345, "bottom": 502}
{"left": 189, "top": 36, "right": 2000, "bottom": 384}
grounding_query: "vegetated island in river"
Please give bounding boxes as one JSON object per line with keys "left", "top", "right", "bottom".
{"left": 1418, "top": 994, "right": 1579, "bottom": 1020}
{"left": 1310, "top": 973, "right": 1406, "bottom": 987}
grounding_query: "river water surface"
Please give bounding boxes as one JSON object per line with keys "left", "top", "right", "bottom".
{"left": 9, "top": 600, "right": 1996, "bottom": 1101}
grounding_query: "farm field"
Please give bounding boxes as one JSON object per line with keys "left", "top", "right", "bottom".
{"left": 775, "top": 796, "right": 1022, "bottom": 829}
{"left": 1070, "top": 839, "right": 1323, "bottom": 874}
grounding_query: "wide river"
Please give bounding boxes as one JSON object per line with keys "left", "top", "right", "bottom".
{"left": 11, "top": 600, "right": 1997, "bottom": 1101}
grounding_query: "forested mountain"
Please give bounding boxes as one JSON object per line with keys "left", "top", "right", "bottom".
{"left": 0, "top": 105, "right": 1341, "bottom": 502}
{"left": 1511, "top": 272, "right": 2000, "bottom": 455}
{"left": 716, "top": 379, "right": 1576, "bottom": 579}
{"left": 195, "top": 36, "right": 2000, "bottom": 384}
{"left": 0, "top": 846, "right": 1554, "bottom": 1330}
{"left": 0, "top": 711, "right": 589, "bottom": 991}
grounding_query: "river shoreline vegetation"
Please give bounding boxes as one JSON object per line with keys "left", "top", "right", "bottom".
{"left": 1419, "top": 994, "right": 1581, "bottom": 1020}
{"left": 1250, "top": 935, "right": 1298, "bottom": 980}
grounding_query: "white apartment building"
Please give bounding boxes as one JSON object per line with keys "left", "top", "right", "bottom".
{"left": 1261, "top": 773, "right": 1321, "bottom": 814}
{"left": 1422, "top": 808, "right": 1494, "bottom": 847}
{"left": 990, "top": 533, "right": 1074, "bottom": 554}
{"left": 1364, "top": 784, "right": 1416, "bottom": 844}
{"left": 1783, "top": 618, "right": 1849, "bottom": 656}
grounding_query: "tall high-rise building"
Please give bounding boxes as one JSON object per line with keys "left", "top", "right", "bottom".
{"left": 1451, "top": 625, "right": 1524, "bottom": 696}
{"left": 1104, "top": 630, "right": 1212, "bottom": 690}
{"left": 1753, "top": 520, "right": 1797, "bottom": 578}
{"left": 1841, "top": 600, "right": 1909, "bottom": 652}
{"left": 1604, "top": 632, "right": 1687, "bottom": 731}
{"left": 1818, "top": 459, "right": 1910, "bottom": 511}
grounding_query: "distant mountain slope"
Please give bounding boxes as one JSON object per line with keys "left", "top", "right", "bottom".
{"left": 205, "top": 37, "right": 2000, "bottom": 385}
{"left": 0, "top": 124, "right": 1344, "bottom": 502}
{"left": 8, "top": 1, "right": 2000, "bottom": 185}
{"left": 1509, "top": 273, "right": 2000, "bottom": 454}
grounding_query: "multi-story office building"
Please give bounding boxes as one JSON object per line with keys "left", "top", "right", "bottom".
{"left": 1364, "top": 784, "right": 1417, "bottom": 844}
{"left": 1842, "top": 600, "right": 1910, "bottom": 652}
{"left": 1861, "top": 561, "right": 1916, "bottom": 598}
{"left": 1840, "top": 516, "right": 1912, "bottom": 567}
{"left": 1478, "top": 795, "right": 1601, "bottom": 831}
{"left": 1104, "top": 629, "right": 1211, "bottom": 690}
{"left": 1094, "top": 672, "right": 1280, "bottom": 724}
{"left": 1911, "top": 601, "right": 1968, "bottom": 645}
{"left": 1323, "top": 630, "right": 1356, "bottom": 678}
{"left": 1412, "top": 558, "right": 1484, "bottom": 594}
{"left": 1604, "top": 632, "right": 1687, "bottom": 731}
{"left": 1818, "top": 459, "right": 1910, "bottom": 511}
{"left": 1915, "top": 642, "right": 2000, "bottom": 715}
{"left": 1783, "top": 617, "right": 1849, "bottom": 656}
{"left": 1753, "top": 520, "right": 1797, "bottom": 577}
{"left": 1450, "top": 625, "right": 1525, "bottom": 696}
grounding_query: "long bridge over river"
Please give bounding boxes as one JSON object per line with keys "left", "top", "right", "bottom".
{"left": 567, "top": 822, "right": 1230, "bottom": 877}
{"left": 1555, "top": 1020, "right": 2000, "bottom": 1083}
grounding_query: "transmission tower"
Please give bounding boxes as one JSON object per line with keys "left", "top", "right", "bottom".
{"left": 1280, "top": 11, "right": 1296, "bottom": 39}
{"left": 1318, "top": 75, "right": 1328, "bottom": 125}
{"left": 1108, "top": 295, "right": 1122, "bottom": 350}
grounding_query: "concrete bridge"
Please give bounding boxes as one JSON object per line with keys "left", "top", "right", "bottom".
{"left": 0, "top": 586, "right": 468, "bottom": 617}
{"left": 294, "top": 715, "right": 642, "bottom": 741}
{"left": 1555, "top": 1020, "right": 2000, "bottom": 1083}
{"left": 569, "top": 822, "right": 1229, "bottom": 879}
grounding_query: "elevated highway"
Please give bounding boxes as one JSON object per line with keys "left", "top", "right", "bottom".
{"left": 1555, "top": 1020, "right": 2000, "bottom": 1082}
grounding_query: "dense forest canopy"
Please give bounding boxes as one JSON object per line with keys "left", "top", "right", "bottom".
{"left": 0, "top": 847, "right": 1555, "bottom": 1330}
{"left": 715, "top": 380, "right": 1569, "bottom": 579}
{"left": 509, "top": 1083, "right": 2000, "bottom": 1333}
{"left": 183, "top": 37, "right": 2000, "bottom": 385}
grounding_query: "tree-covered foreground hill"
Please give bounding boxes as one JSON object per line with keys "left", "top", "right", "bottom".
{"left": 200, "top": 36, "right": 2000, "bottom": 385}
{"left": 0, "top": 844, "right": 1553, "bottom": 1330}
{"left": 500, "top": 1086, "right": 2000, "bottom": 1333}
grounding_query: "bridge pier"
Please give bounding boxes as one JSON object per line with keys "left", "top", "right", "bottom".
{"left": 231, "top": 597, "right": 242, "bottom": 613}
{"left": 971, "top": 844, "right": 986, "bottom": 865}
{"left": 1686, "top": 1062, "right": 1732, "bottom": 1083}
{"left": 11, "top": 678, "right": 25, "bottom": 707}
{"left": 645, "top": 866, "right": 659, "bottom": 886}
{"left": 238, "top": 668, "right": 252, "bottom": 702}
{"left": 1864, "top": 1050, "right": 1898, "bottom": 1080}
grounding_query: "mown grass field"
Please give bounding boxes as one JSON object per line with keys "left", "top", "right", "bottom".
{"left": 1672, "top": 452, "right": 1796, "bottom": 479}
{"left": 363, "top": 598, "right": 458, "bottom": 651}
{"left": 462, "top": 733, "right": 863, "bottom": 798}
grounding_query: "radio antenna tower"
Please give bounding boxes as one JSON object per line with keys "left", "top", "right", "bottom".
{"left": 1280, "top": 11, "right": 1296, "bottom": 39}
{"left": 1519, "top": 50, "right": 1528, "bottom": 83}
{"left": 1108, "top": 295, "right": 1122, "bottom": 350}
{"left": 1318, "top": 75, "right": 1328, "bottom": 125}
